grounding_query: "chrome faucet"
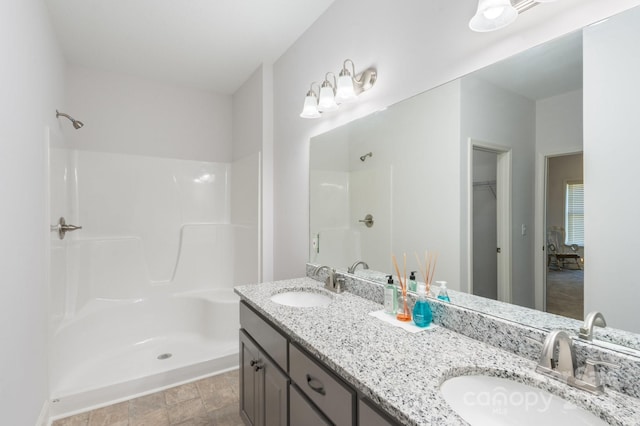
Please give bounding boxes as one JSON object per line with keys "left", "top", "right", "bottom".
{"left": 311, "top": 265, "right": 344, "bottom": 294}
{"left": 536, "top": 330, "right": 576, "bottom": 377}
{"left": 579, "top": 311, "right": 607, "bottom": 341}
{"left": 535, "top": 330, "right": 617, "bottom": 395}
{"left": 347, "top": 260, "right": 369, "bottom": 274}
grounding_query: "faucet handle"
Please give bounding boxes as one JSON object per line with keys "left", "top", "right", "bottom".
{"left": 580, "top": 359, "right": 618, "bottom": 389}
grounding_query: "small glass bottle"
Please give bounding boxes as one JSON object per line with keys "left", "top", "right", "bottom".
{"left": 408, "top": 271, "right": 417, "bottom": 292}
{"left": 396, "top": 278, "right": 412, "bottom": 322}
{"left": 412, "top": 282, "right": 432, "bottom": 327}
{"left": 436, "top": 280, "right": 451, "bottom": 302}
{"left": 384, "top": 275, "right": 397, "bottom": 314}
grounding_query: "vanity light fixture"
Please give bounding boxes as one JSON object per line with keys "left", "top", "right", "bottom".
{"left": 469, "top": 0, "right": 518, "bottom": 32}
{"left": 318, "top": 73, "right": 339, "bottom": 112}
{"left": 300, "top": 83, "right": 321, "bottom": 119}
{"left": 299, "top": 59, "right": 377, "bottom": 119}
{"left": 469, "top": 0, "right": 561, "bottom": 32}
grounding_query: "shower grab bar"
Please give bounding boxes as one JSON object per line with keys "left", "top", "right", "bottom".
{"left": 51, "top": 217, "right": 82, "bottom": 240}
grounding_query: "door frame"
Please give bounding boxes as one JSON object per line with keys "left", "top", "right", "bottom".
{"left": 467, "top": 138, "right": 512, "bottom": 303}
{"left": 534, "top": 147, "right": 583, "bottom": 311}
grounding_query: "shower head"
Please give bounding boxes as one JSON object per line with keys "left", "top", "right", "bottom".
{"left": 56, "top": 110, "right": 84, "bottom": 129}
{"left": 360, "top": 152, "right": 373, "bottom": 162}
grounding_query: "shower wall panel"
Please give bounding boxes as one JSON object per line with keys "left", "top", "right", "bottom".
{"left": 50, "top": 149, "right": 241, "bottom": 317}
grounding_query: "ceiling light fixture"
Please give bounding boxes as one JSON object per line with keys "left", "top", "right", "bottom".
{"left": 469, "top": 0, "right": 518, "bottom": 32}
{"left": 300, "top": 59, "right": 377, "bottom": 119}
{"left": 470, "top": 0, "right": 560, "bottom": 32}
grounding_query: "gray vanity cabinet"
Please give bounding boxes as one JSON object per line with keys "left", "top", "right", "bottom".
{"left": 239, "top": 301, "right": 400, "bottom": 426}
{"left": 239, "top": 330, "right": 288, "bottom": 426}
{"left": 289, "top": 343, "right": 355, "bottom": 425}
{"left": 289, "top": 383, "right": 332, "bottom": 425}
{"left": 358, "top": 398, "right": 398, "bottom": 426}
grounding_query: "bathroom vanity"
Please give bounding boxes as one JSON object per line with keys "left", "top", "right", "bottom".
{"left": 235, "top": 277, "right": 640, "bottom": 425}
{"left": 239, "top": 297, "right": 396, "bottom": 425}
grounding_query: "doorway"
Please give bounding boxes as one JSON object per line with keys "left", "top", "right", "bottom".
{"left": 469, "top": 141, "right": 512, "bottom": 303}
{"left": 544, "top": 153, "right": 584, "bottom": 320}
{"left": 472, "top": 149, "right": 498, "bottom": 299}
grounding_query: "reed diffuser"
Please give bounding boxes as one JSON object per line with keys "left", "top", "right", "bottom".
{"left": 415, "top": 250, "right": 438, "bottom": 296}
{"left": 392, "top": 253, "right": 412, "bottom": 322}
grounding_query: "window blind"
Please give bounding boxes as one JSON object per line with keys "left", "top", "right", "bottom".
{"left": 565, "top": 181, "right": 584, "bottom": 246}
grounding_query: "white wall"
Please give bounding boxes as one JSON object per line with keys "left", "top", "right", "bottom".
{"left": 272, "top": 0, "right": 640, "bottom": 280}
{"left": 65, "top": 66, "right": 232, "bottom": 162}
{"left": 536, "top": 90, "right": 583, "bottom": 154}
{"left": 0, "top": 0, "right": 65, "bottom": 424}
{"left": 384, "top": 82, "right": 461, "bottom": 284}
{"left": 233, "top": 67, "right": 263, "bottom": 161}
{"left": 584, "top": 6, "right": 640, "bottom": 333}
{"left": 230, "top": 152, "right": 261, "bottom": 285}
{"left": 232, "top": 66, "right": 265, "bottom": 284}
{"left": 461, "top": 76, "right": 536, "bottom": 307}
{"left": 309, "top": 81, "right": 461, "bottom": 283}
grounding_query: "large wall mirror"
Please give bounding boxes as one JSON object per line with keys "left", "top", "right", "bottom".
{"left": 309, "top": 5, "right": 640, "bottom": 355}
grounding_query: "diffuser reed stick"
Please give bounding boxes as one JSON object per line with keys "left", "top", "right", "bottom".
{"left": 415, "top": 250, "right": 438, "bottom": 295}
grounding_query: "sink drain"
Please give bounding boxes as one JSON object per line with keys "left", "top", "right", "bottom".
{"left": 157, "top": 353, "right": 172, "bottom": 360}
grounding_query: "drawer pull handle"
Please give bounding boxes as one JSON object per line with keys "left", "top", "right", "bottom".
{"left": 250, "top": 359, "right": 257, "bottom": 366}
{"left": 306, "top": 374, "right": 326, "bottom": 395}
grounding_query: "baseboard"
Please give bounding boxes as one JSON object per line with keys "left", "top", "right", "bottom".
{"left": 36, "top": 399, "right": 50, "bottom": 426}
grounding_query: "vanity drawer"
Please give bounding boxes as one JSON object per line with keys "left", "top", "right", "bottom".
{"left": 289, "top": 343, "right": 355, "bottom": 426}
{"left": 239, "top": 301, "right": 287, "bottom": 371}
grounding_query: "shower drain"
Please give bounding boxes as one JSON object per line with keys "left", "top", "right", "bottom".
{"left": 157, "top": 353, "right": 172, "bottom": 360}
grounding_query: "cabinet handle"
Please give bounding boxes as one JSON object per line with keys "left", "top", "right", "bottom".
{"left": 254, "top": 363, "right": 263, "bottom": 372}
{"left": 306, "top": 374, "right": 326, "bottom": 395}
{"left": 250, "top": 360, "right": 258, "bottom": 367}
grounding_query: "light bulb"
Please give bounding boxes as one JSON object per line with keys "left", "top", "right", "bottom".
{"left": 483, "top": 6, "right": 505, "bottom": 20}
{"left": 469, "top": 0, "right": 518, "bottom": 32}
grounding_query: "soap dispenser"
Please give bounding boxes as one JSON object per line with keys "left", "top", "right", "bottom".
{"left": 408, "top": 271, "right": 417, "bottom": 292}
{"left": 412, "top": 282, "right": 432, "bottom": 327}
{"left": 384, "top": 275, "right": 397, "bottom": 314}
{"left": 436, "top": 281, "right": 450, "bottom": 302}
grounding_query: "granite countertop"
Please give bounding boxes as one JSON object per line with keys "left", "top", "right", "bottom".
{"left": 235, "top": 277, "right": 640, "bottom": 426}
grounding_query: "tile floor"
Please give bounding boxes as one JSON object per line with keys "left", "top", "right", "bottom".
{"left": 52, "top": 369, "right": 243, "bottom": 426}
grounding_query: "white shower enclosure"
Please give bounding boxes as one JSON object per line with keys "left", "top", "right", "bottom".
{"left": 48, "top": 144, "right": 259, "bottom": 417}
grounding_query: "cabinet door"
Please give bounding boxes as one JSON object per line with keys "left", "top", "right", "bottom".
{"left": 358, "top": 398, "right": 399, "bottom": 426}
{"left": 263, "top": 355, "right": 288, "bottom": 426}
{"left": 290, "top": 384, "right": 331, "bottom": 426}
{"left": 240, "top": 330, "right": 261, "bottom": 426}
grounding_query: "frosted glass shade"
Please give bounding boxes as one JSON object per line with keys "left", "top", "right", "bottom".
{"left": 300, "top": 94, "right": 321, "bottom": 119}
{"left": 318, "top": 86, "right": 338, "bottom": 112}
{"left": 335, "top": 74, "right": 358, "bottom": 103}
{"left": 469, "top": 0, "right": 518, "bottom": 32}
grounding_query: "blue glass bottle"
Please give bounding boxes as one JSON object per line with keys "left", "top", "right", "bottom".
{"left": 412, "top": 282, "right": 432, "bottom": 327}
{"left": 436, "top": 281, "right": 451, "bottom": 302}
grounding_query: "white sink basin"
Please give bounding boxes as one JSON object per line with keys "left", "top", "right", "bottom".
{"left": 270, "top": 290, "right": 332, "bottom": 308}
{"left": 440, "top": 375, "right": 608, "bottom": 426}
